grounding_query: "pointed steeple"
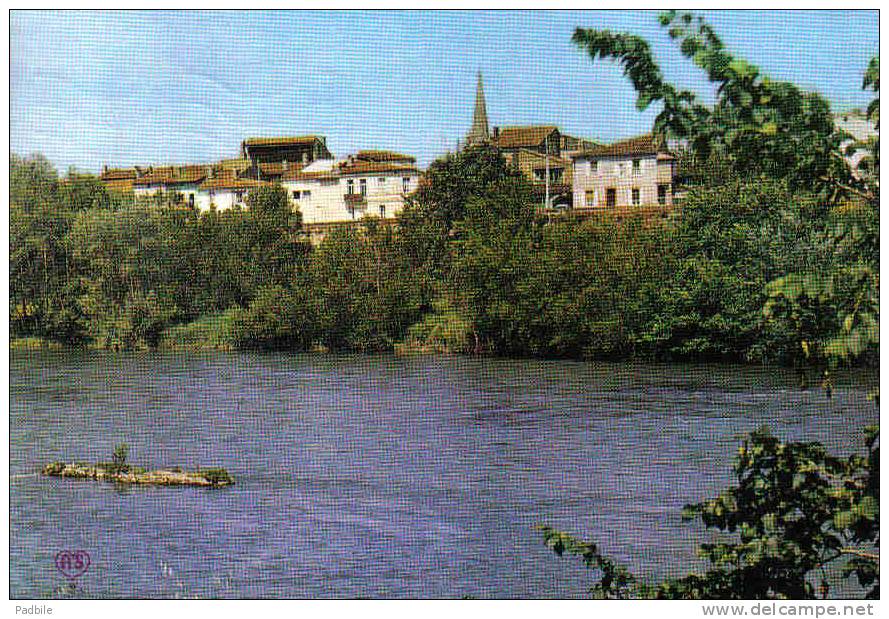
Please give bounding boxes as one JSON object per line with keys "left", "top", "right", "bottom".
{"left": 467, "top": 71, "right": 490, "bottom": 145}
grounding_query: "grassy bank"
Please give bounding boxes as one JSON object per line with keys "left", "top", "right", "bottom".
{"left": 9, "top": 337, "right": 65, "bottom": 351}
{"left": 157, "top": 309, "right": 240, "bottom": 352}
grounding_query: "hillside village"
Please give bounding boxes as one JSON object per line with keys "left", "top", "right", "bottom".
{"left": 95, "top": 70, "right": 875, "bottom": 242}
{"left": 97, "top": 73, "right": 680, "bottom": 235}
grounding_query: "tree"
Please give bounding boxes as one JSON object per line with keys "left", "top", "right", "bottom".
{"left": 310, "top": 221, "right": 425, "bottom": 352}
{"left": 67, "top": 203, "right": 185, "bottom": 349}
{"left": 237, "top": 184, "right": 309, "bottom": 300}
{"left": 542, "top": 425, "right": 879, "bottom": 599}
{"left": 572, "top": 11, "right": 855, "bottom": 201}
{"left": 9, "top": 155, "right": 87, "bottom": 343}
{"left": 230, "top": 284, "right": 316, "bottom": 351}
{"left": 397, "top": 143, "right": 529, "bottom": 313}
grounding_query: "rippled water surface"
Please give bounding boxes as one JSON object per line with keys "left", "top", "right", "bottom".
{"left": 9, "top": 350, "right": 878, "bottom": 598}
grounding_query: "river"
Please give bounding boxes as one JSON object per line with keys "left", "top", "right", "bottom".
{"left": 9, "top": 350, "right": 878, "bottom": 599}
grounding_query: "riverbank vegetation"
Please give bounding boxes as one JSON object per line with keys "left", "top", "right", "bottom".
{"left": 538, "top": 11, "right": 879, "bottom": 600}
{"left": 9, "top": 14, "right": 878, "bottom": 372}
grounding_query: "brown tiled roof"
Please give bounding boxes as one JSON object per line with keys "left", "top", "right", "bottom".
{"left": 200, "top": 176, "right": 269, "bottom": 191}
{"left": 282, "top": 159, "right": 418, "bottom": 182}
{"left": 259, "top": 162, "right": 306, "bottom": 177}
{"left": 494, "top": 125, "right": 559, "bottom": 149}
{"left": 339, "top": 160, "right": 418, "bottom": 176}
{"left": 133, "top": 165, "right": 208, "bottom": 186}
{"left": 243, "top": 136, "right": 322, "bottom": 148}
{"left": 100, "top": 167, "right": 137, "bottom": 181}
{"left": 573, "top": 134, "right": 668, "bottom": 159}
{"left": 217, "top": 158, "right": 252, "bottom": 171}
{"left": 354, "top": 150, "right": 416, "bottom": 163}
{"left": 514, "top": 148, "right": 571, "bottom": 168}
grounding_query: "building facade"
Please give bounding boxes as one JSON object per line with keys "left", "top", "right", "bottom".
{"left": 571, "top": 135, "right": 677, "bottom": 212}
{"left": 241, "top": 135, "right": 332, "bottom": 168}
{"left": 280, "top": 150, "right": 420, "bottom": 226}
{"left": 463, "top": 75, "right": 599, "bottom": 208}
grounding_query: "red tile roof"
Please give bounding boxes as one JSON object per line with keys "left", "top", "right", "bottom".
{"left": 339, "top": 160, "right": 418, "bottom": 176}
{"left": 242, "top": 136, "right": 323, "bottom": 148}
{"left": 573, "top": 134, "right": 671, "bottom": 159}
{"left": 200, "top": 176, "right": 269, "bottom": 191}
{"left": 494, "top": 125, "right": 559, "bottom": 149}
{"left": 354, "top": 150, "right": 416, "bottom": 163}
{"left": 100, "top": 168, "right": 137, "bottom": 181}
{"left": 133, "top": 165, "right": 208, "bottom": 186}
{"left": 258, "top": 162, "right": 307, "bottom": 177}
{"left": 282, "top": 159, "right": 418, "bottom": 182}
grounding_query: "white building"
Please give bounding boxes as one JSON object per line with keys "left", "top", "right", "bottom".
{"left": 195, "top": 175, "right": 270, "bottom": 212}
{"left": 280, "top": 151, "right": 420, "bottom": 226}
{"left": 132, "top": 165, "right": 207, "bottom": 207}
{"left": 572, "top": 135, "right": 677, "bottom": 211}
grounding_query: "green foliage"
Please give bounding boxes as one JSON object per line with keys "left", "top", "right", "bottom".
{"left": 454, "top": 202, "right": 671, "bottom": 358}
{"left": 543, "top": 427, "right": 879, "bottom": 599}
{"left": 764, "top": 265, "right": 879, "bottom": 366}
{"left": 408, "top": 142, "right": 526, "bottom": 230}
{"left": 397, "top": 143, "right": 529, "bottom": 308}
{"left": 636, "top": 178, "right": 831, "bottom": 362}
{"left": 399, "top": 299, "right": 473, "bottom": 355}
{"left": 230, "top": 285, "right": 315, "bottom": 351}
{"left": 541, "top": 526, "right": 639, "bottom": 599}
{"left": 158, "top": 309, "right": 240, "bottom": 351}
{"left": 310, "top": 221, "right": 425, "bottom": 352}
{"left": 573, "top": 12, "right": 854, "bottom": 201}
{"left": 200, "top": 468, "right": 234, "bottom": 486}
{"left": 109, "top": 443, "right": 129, "bottom": 475}
{"left": 9, "top": 155, "right": 89, "bottom": 344}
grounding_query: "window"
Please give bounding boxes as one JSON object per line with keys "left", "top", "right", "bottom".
{"left": 347, "top": 179, "right": 354, "bottom": 194}
{"left": 657, "top": 184, "right": 669, "bottom": 205}
{"left": 302, "top": 190, "right": 311, "bottom": 200}
{"left": 188, "top": 193, "right": 195, "bottom": 207}
{"left": 292, "top": 190, "right": 300, "bottom": 200}
{"left": 585, "top": 190, "right": 596, "bottom": 207}
{"left": 606, "top": 188, "right": 616, "bottom": 207}
{"left": 378, "top": 177, "right": 386, "bottom": 184}
{"left": 359, "top": 179, "right": 367, "bottom": 195}
{"left": 402, "top": 177, "right": 411, "bottom": 193}
{"left": 235, "top": 191, "right": 245, "bottom": 203}
{"left": 632, "top": 159, "right": 641, "bottom": 174}
{"left": 632, "top": 188, "right": 641, "bottom": 206}
{"left": 535, "top": 169, "right": 546, "bottom": 182}
{"left": 550, "top": 168, "right": 563, "bottom": 183}
{"left": 379, "top": 205, "right": 386, "bottom": 218}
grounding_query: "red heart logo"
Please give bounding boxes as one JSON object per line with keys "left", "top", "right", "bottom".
{"left": 55, "top": 550, "right": 91, "bottom": 579}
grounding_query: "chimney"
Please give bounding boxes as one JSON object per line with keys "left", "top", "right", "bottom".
{"left": 493, "top": 126, "right": 500, "bottom": 139}
{"left": 102, "top": 164, "right": 108, "bottom": 174}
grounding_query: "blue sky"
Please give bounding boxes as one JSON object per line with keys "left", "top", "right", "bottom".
{"left": 10, "top": 10, "right": 879, "bottom": 172}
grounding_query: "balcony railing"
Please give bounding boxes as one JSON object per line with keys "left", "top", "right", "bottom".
{"left": 344, "top": 193, "right": 367, "bottom": 207}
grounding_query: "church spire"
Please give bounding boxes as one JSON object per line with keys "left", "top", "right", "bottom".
{"left": 467, "top": 71, "right": 489, "bottom": 145}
